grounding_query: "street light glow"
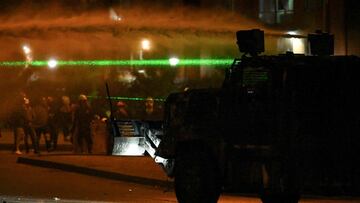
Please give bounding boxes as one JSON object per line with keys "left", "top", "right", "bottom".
{"left": 22, "top": 45, "right": 31, "bottom": 55}
{"left": 109, "top": 8, "right": 122, "bottom": 21}
{"left": 47, "top": 59, "right": 58, "bottom": 69}
{"left": 141, "top": 39, "right": 151, "bottom": 51}
{"left": 287, "top": 31, "right": 297, "bottom": 35}
{"left": 22, "top": 45, "right": 33, "bottom": 68}
{"left": 169, "top": 57, "right": 180, "bottom": 66}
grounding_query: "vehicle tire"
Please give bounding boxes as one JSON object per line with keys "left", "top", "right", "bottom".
{"left": 174, "top": 142, "right": 221, "bottom": 203}
{"left": 259, "top": 162, "right": 300, "bottom": 203}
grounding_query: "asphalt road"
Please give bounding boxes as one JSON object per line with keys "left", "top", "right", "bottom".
{"left": 1, "top": 151, "right": 360, "bottom": 203}
{"left": 1, "top": 126, "right": 359, "bottom": 203}
{"left": 0, "top": 152, "right": 177, "bottom": 203}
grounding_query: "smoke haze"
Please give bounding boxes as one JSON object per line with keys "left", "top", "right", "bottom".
{"left": 0, "top": 2, "right": 278, "bottom": 121}
{"left": 0, "top": 3, "right": 270, "bottom": 60}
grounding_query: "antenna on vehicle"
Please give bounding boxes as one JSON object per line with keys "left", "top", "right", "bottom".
{"left": 236, "top": 29, "right": 264, "bottom": 57}
{"left": 308, "top": 30, "right": 334, "bottom": 56}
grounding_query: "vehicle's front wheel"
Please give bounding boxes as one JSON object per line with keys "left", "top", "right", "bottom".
{"left": 174, "top": 142, "right": 221, "bottom": 203}
{"left": 259, "top": 162, "right": 300, "bottom": 203}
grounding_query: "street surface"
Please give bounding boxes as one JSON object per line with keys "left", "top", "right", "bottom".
{"left": 1, "top": 152, "right": 359, "bottom": 203}
{"left": 0, "top": 130, "right": 359, "bottom": 203}
{"left": 0, "top": 152, "right": 177, "bottom": 203}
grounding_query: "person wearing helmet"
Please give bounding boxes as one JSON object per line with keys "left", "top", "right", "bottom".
{"left": 10, "top": 94, "right": 39, "bottom": 154}
{"left": 22, "top": 97, "right": 39, "bottom": 154}
{"left": 78, "top": 94, "right": 87, "bottom": 101}
{"left": 71, "top": 94, "right": 93, "bottom": 154}
{"left": 114, "top": 101, "right": 129, "bottom": 120}
{"left": 32, "top": 96, "right": 51, "bottom": 152}
{"left": 58, "top": 96, "right": 73, "bottom": 142}
{"left": 140, "top": 96, "right": 162, "bottom": 121}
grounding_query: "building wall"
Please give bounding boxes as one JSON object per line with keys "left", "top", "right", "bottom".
{"left": 345, "top": 0, "right": 360, "bottom": 55}
{"left": 327, "top": 0, "right": 345, "bottom": 55}
{"left": 256, "top": 0, "right": 359, "bottom": 56}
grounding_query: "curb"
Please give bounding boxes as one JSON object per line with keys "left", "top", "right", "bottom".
{"left": 17, "top": 157, "right": 173, "bottom": 189}
{"left": 0, "top": 144, "right": 73, "bottom": 152}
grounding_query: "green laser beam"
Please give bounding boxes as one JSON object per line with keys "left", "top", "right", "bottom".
{"left": 0, "top": 59, "right": 233, "bottom": 68}
{"left": 87, "top": 95, "right": 166, "bottom": 102}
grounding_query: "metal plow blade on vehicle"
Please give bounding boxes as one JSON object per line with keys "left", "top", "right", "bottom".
{"left": 110, "top": 120, "right": 174, "bottom": 176}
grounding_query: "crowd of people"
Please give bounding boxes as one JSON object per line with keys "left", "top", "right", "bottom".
{"left": 7, "top": 92, "right": 163, "bottom": 155}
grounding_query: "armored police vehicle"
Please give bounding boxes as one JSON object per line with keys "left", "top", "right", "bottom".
{"left": 110, "top": 29, "right": 360, "bottom": 203}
